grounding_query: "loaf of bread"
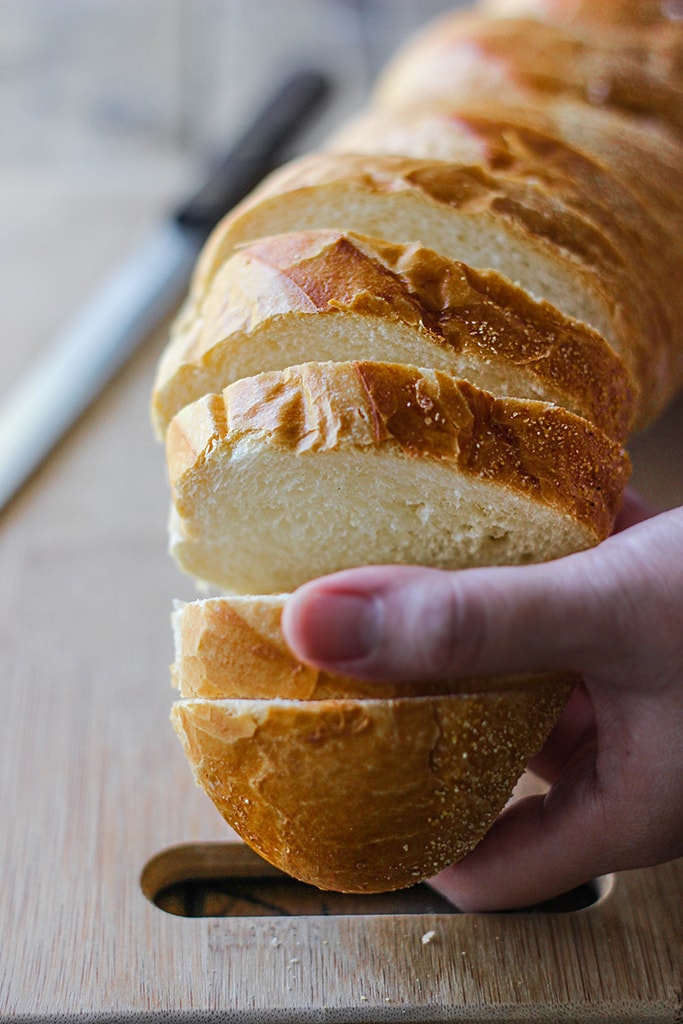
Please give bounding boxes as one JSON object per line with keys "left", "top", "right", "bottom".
{"left": 153, "top": 0, "right": 683, "bottom": 893}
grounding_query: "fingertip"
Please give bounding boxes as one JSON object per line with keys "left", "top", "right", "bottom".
{"left": 427, "top": 778, "right": 604, "bottom": 911}
{"left": 281, "top": 579, "right": 382, "bottom": 669}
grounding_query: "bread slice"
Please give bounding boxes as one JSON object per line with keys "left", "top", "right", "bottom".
{"left": 152, "top": 230, "right": 635, "bottom": 440}
{"left": 166, "top": 361, "right": 630, "bottom": 594}
{"left": 171, "top": 688, "right": 570, "bottom": 892}
{"left": 326, "top": 115, "right": 682, "bottom": 427}
{"left": 172, "top": 593, "right": 579, "bottom": 700}
{"left": 374, "top": 12, "right": 683, "bottom": 131}
{"left": 331, "top": 97, "right": 683, "bottom": 240}
{"left": 181, "top": 153, "right": 641, "bottom": 378}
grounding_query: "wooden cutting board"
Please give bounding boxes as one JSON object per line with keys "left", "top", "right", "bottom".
{"left": 0, "top": 3, "right": 681, "bottom": 1018}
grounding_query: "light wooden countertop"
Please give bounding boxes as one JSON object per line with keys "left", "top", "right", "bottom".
{"left": 0, "top": 2, "right": 680, "bottom": 1019}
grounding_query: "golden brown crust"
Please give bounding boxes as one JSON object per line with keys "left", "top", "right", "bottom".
{"left": 375, "top": 13, "right": 683, "bottom": 130}
{"left": 152, "top": 230, "right": 635, "bottom": 439}
{"left": 482, "top": 0, "right": 681, "bottom": 30}
{"left": 182, "top": 151, "right": 670, "bottom": 426}
{"left": 331, "top": 99, "right": 683, "bottom": 242}
{"left": 171, "top": 689, "right": 570, "bottom": 892}
{"left": 193, "top": 151, "right": 623, "bottom": 303}
{"left": 173, "top": 594, "right": 580, "bottom": 700}
{"left": 326, "top": 116, "right": 683, "bottom": 426}
{"left": 167, "top": 361, "right": 630, "bottom": 546}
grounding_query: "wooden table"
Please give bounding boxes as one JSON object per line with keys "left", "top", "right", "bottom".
{"left": 0, "top": 2, "right": 681, "bottom": 1020}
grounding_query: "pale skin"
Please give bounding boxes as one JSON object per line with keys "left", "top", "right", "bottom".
{"left": 281, "top": 491, "right": 683, "bottom": 910}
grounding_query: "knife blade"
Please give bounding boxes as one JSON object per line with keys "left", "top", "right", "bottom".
{"left": 0, "top": 70, "right": 330, "bottom": 514}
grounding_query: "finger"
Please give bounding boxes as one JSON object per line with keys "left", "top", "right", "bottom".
{"left": 612, "top": 487, "right": 655, "bottom": 533}
{"left": 527, "top": 682, "right": 596, "bottom": 784}
{"left": 282, "top": 507, "right": 683, "bottom": 684}
{"left": 282, "top": 557, "right": 602, "bottom": 681}
{"left": 428, "top": 751, "right": 609, "bottom": 911}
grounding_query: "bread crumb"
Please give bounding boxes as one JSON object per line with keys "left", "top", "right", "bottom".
{"left": 421, "top": 930, "right": 437, "bottom": 945}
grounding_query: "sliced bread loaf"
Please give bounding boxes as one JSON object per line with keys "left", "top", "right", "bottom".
{"left": 166, "top": 361, "right": 630, "bottom": 594}
{"left": 152, "top": 230, "right": 634, "bottom": 440}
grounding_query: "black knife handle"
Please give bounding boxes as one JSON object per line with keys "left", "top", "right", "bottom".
{"left": 174, "top": 70, "right": 331, "bottom": 239}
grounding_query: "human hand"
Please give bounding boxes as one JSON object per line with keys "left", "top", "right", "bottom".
{"left": 282, "top": 492, "right": 683, "bottom": 909}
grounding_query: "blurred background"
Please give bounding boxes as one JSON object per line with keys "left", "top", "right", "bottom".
{"left": 0, "top": 0, "right": 466, "bottom": 397}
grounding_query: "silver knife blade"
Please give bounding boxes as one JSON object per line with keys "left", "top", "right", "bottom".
{"left": 0, "top": 221, "right": 198, "bottom": 514}
{"left": 0, "top": 70, "right": 330, "bottom": 514}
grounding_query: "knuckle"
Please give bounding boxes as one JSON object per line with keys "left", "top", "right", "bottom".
{"left": 414, "top": 574, "right": 490, "bottom": 679}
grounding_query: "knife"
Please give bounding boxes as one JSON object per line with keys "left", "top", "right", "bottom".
{"left": 0, "top": 70, "right": 330, "bottom": 514}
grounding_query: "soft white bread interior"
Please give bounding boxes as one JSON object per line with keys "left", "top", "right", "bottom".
{"left": 165, "top": 360, "right": 629, "bottom": 594}
{"left": 171, "top": 688, "right": 570, "bottom": 893}
{"left": 152, "top": 230, "right": 635, "bottom": 440}
{"left": 172, "top": 593, "right": 579, "bottom": 701}
{"left": 329, "top": 99, "right": 683, "bottom": 266}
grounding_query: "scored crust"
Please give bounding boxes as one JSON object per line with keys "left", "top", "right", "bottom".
{"left": 374, "top": 12, "right": 683, "bottom": 132}
{"left": 325, "top": 115, "right": 681, "bottom": 429}
{"left": 171, "top": 689, "right": 571, "bottom": 893}
{"left": 174, "top": 151, "right": 672, "bottom": 429}
{"left": 481, "top": 0, "right": 680, "bottom": 29}
{"left": 182, "top": 153, "right": 634, "bottom": 365}
{"left": 166, "top": 360, "right": 630, "bottom": 594}
{"left": 172, "top": 593, "right": 580, "bottom": 700}
{"left": 151, "top": 230, "right": 635, "bottom": 440}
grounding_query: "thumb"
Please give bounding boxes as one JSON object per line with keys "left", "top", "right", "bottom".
{"left": 281, "top": 511, "right": 682, "bottom": 683}
{"left": 282, "top": 557, "right": 599, "bottom": 681}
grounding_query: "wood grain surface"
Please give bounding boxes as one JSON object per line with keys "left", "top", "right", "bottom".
{"left": 0, "top": 2, "right": 681, "bottom": 1020}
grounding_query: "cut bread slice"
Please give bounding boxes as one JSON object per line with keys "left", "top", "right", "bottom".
{"left": 152, "top": 231, "right": 635, "bottom": 440}
{"left": 330, "top": 98, "right": 683, "bottom": 251}
{"left": 176, "top": 152, "right": 662, "bottom": 426}
{"left": 166, "top": 361, "right": 630, "bottom": 594}
{"left": 326, "top": 116, "right": 682, "bottom": 426}
{"left": 374, "top": 12, "right": 683, "bottom": 132}
{"left": 171, "top": 689, "right": 570, "bottom": 892}
{"left": 172, "top": 593, "right": 580, "bottom": 700}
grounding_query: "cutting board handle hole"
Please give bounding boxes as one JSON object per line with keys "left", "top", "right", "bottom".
{"left": 141, "top": 843, "right": 611, "bottom": 918}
